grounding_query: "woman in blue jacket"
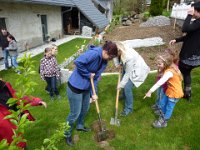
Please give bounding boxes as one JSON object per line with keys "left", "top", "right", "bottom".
{"left": 65, "top": 41, "right": 118, "bottom": 146}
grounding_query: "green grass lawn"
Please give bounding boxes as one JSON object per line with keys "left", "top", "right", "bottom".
{"left": 1, "top": 38, "right": 200, "bottom": 149}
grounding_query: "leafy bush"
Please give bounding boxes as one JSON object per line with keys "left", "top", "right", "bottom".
{"left": 142, "top": 11, "right": 150, "bottom": 21}
{"left": 106, "top": 15, "right": 121, "bottom": 33}
{"left": 150, "top": 0, "right": 163, "bottom": 16}
{"left": 162, "top": 10, "right": 171, "bottom": 17}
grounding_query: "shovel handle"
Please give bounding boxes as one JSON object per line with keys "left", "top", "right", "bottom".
{"left": 116, "top": 68, "right": 121, "bottom": 110}
{"left": 90, "top": 77, "right": 100, "bottom": 114}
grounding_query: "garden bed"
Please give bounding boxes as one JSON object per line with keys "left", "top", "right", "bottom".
{"left": 104, "top": 22, "right": 183, "bottom": 70}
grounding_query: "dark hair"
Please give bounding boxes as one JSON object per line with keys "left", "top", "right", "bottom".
{"left": 1, "top": 28, "right": 7, "bottom": 31}
{"left": 7, "top": 34, "right": 15, "bottom": 41}
{"left": 102, "top": 41, "right": 118, "bottom": 58}
{"left": 192, "top": 1, "right": 200, "bottom": 12}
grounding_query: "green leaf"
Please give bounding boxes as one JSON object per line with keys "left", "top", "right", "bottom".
{"left": 43, "top": 138, "right": 51, "bottom": 145}
{"left": 4, "top": 114, "right": 14, "bottom": 120}
{"left": 19, "top": 113, "right": 28, "bottom": 125}
{"left": 10, "top": 119, "right": 18, "bottom": 126}
{"left": 7, "top": 98, "right": 18, "bottom": 107}
{"left": 0, "top": 139, "right": 9, "bottom": 149}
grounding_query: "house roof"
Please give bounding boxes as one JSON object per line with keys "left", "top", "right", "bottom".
{"left": 92, "top": 0, "right": 109, "bottom": 10}
{"left": 3, "top": 0, "right": 109, "bottom": 30}
{"left": 72, "top": 0, "right": 109, "bottom": 30}
{"left": 3, "top": 0, "right": 75, "bottom": 7}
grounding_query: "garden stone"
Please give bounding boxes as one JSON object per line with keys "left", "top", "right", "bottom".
{"left": 82, "top": 26, "right": 92, "bottom": 37}
{"left": 60, "top": 68, "right": 72, "bottom": 84}
{"left": 126, "top": 20, "right": 132, "bottom": 26}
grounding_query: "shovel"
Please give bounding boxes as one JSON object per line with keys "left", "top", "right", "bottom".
{"left": 110, "top": 69, "right": 121, "bottom": 126}
{"left": 90, "top": 77, "right": 107, "bottom": 142}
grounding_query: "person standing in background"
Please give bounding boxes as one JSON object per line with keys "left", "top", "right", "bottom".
{"left": 169, "top": 2, "right": 200, "bottom": 101}
{"left": 0, "top": 28, "right": 10, "bottom": 70}
{"left": 6, "top": 34, "right": 19, "bottom": 73}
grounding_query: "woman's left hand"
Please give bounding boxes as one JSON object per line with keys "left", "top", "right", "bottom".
{"left": 117, "top": 85, "right": 121, "bottom": 90}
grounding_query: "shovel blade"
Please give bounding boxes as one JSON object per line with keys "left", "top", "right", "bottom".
{"left": 110, "top": 117, "right": 120, "bottom": 126}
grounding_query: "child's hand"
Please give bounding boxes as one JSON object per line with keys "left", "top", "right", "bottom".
{"left": 40, "top": 101, "right": 47, "bottom": 108}
{"left": 143, "top": 91, "right": 152, "bottom": 99}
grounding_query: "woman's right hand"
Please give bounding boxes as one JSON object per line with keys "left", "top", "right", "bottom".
{"left": 90, "top": 73, "right": 95, "bottom": 79}
{"left": 92, "top": 94, "right": 98, "bottom": 100}
{"left": 188, "top": 7, "right": 194, "bottom": 15}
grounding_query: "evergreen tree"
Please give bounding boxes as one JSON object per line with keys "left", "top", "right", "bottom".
{"left": 150, "top": 0, "right": 163, "bottom": 16}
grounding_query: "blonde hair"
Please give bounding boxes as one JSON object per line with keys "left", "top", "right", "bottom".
{"left": 164, "top": 48, "right": 179, "bottom": 64}
{"left": 157, "top": 53, "right": 183, "bottom": 80}
{"left": 115, "top": 41, "right": 126, "bottom": 62}
{"left": 156, "top": 53, "right": 173, "bottom": 70}
{"left": 51, "top": 44, "right": 57, "bottom": 48}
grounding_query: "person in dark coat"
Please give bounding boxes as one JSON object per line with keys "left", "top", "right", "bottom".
{"left": 0, "top": 28, "right": 11, "bottom": 70}
{"left": 169, "top": 1, "right": 200, "bottom": 101}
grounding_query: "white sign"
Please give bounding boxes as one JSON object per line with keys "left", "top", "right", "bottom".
{"left": 171, "top": 3, "right": 191, "bottom": 20}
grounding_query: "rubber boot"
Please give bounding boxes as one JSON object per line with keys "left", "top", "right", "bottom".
{"left": 183, "top": 86, "right": 191, "bottom": 102}
{"left": 66, "top": 136, "right": 74, "bottom": 146}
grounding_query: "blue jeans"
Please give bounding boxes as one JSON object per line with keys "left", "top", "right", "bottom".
{"left": 123, "top": 79, "right": 134, "bottom": 114}
{"left": 3, "top": 49, "right": 10, "bottom": 69}
{"left": 11, "top": 55, "right": 18, "bottom": 68}
{"left": 45, "top": 76, "right": 59, "bottom": 97}
{"left": 160, "top": 94, "right": 179, "bottom": 120}
{"left": 65, "top": 86, "right": 90, "bottom": 137}
{"left": 156, "top": 87, "right": 165, "bottom": 109}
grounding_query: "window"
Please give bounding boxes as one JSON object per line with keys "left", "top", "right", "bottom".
{"left": 0, "top": 18, "right": 6, "bottom": 29}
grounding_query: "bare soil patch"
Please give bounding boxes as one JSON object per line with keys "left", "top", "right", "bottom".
{"left": 104, "top": 22, "right": 183, "bottom": 71}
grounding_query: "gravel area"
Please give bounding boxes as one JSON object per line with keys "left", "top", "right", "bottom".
{"left": 140, "top": 16, "right": 171, "bottom": 27}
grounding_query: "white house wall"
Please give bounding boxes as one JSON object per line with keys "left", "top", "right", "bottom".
{"left": 0, "top": 2, "right": 62, "bottom": 51}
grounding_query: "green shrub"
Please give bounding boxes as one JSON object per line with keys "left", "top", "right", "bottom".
{"left": 162, "top": 10, "right": 171, "bottom": 17}
{"left": 150, "top": 0, "right": 163, "bottom": 16}
{"left": 142, "top": 11, "right": 150, "bottom": 21}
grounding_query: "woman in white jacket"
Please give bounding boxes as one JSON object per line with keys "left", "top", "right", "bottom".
{"left": 115, "top": 41, "right": 150, "bottom": 116}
